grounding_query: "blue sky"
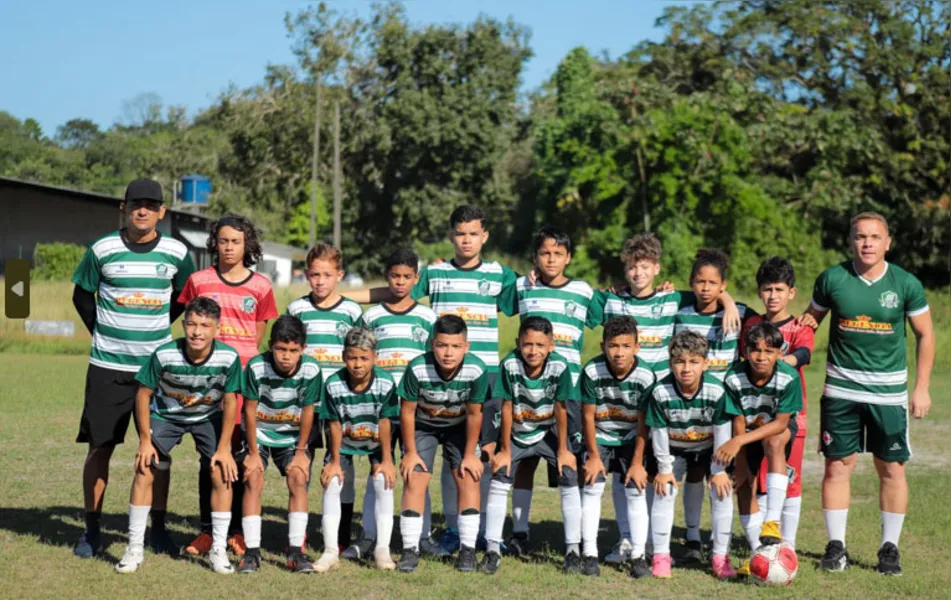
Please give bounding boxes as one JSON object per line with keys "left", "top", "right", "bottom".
{"left": 1, "top": 0, "right": 692, "bottom": 136}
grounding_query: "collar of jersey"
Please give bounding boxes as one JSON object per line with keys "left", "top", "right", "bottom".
{"left": 307, "top": 294, "right": 346, "bottom": 311}
{"left": 179, "top": 338, "right": 216, "bottom": 366}
{"left": 343, "top": 368, "right": 376, "bottom": 393}
{"left": 851, "top": 260, "right": 889, "bottom": 285}
{"left": 449, "top": 258, "right": 483, "bottom": 272}
{"left": 215, "top": 266, "right": 254, "bottom": 288}
{"left": 382, "top": 301, "right": 418, "bottom": 316}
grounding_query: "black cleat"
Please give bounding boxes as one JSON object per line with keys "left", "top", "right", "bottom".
{"left": 820, "top": 540, "right": 850, "bottom": 572}
{"left": 505, "top": 532, "right": 531, "bottom": 558}
{"left": 419, "top": 535, "right": 451, "bottom": 559}
{"left": 237, "top": 550, "right": 261, "bottom": 574}
{"left": 74, "top": 531, "right": 102, "bottom": 558}
{"left": 876, "top": 542, "right": 902, "bottom": 576}
{"left": 581, "top": 555, "right": 600, "bottom": 577}
{"left": 287, "top": 549, "right": 315, "bottom": 573}
{"left": 680, "top": 540, "right": 704, "bottom": 564}
{"left": 398, "top": 548, "right": 421, "bottom": 573}
{"left": 563, "top": 551, "right": 583, "bottom": 575}
{"left": 148, "top": 529, "right": 180, "bottom": 556}
{"left": 629, "top": 556, "right": 651, "bottom": 579}
{"left": 479, "top": 551, "right": 501, "bottom": 575}
{"left": 456, "top": 545, "right": 477, "bottom": 572}
{"left": 341, "top": 538, "right": 375, "bottom": 561}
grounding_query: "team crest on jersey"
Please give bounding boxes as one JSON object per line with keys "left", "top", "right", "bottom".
{"left": 545, "top": 382, "right": 558, "bottom": 398}
{"left": 155, "top": 264, "right": 168, "bottom": 276}
{"left": 411, "top": 326, "right": 427, "bottom": 342}
{"left": 374, "top": 327, "right": 388, "bottom": 339}
{"left": 650, "top": 303, "right": 664, "bottom": 317}
{"left": 336, "top": 322, "right": 352, "bottom": 337}
{"left": 879, "top": 291, "right": 899, "bottom": 309}
{"left": 242, "top": 296, "right": 257, "bottom": 314}
{"left": 563, "top": 301, "right": 579, "bottom": 317}
{"left": 478, "top": 279, "right": 491, "bottom": 296}
{"left": 822, "top": 430, "right": 833, "bottom": 446}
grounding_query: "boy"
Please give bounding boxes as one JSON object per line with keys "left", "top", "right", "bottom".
{"left": 179, "top": 213, "right": 279, "bottom": 557}
{"left": 716, "top": 322, "right": 802, "bottom": 573}
{"left": 580, "top": 316, "right": 655, "bottom": 579}
{"left": 740, "top": 257, "right": 814, "bottom": 550}
{"left": 115, "top": 297, "right": 241, "bottom": 574}
{"left": 672, "top": 248, "right": 753, "bottom": 562}
{"left": 286, "top": 243, "right": 364, "bottom": 550}
{"left": 235, "top": 315, "right": 323, "bottom": 574}
{"left": 481, "top": 317, "right": 580, "bottom": 576}
{"left": 318, "top": 327, "right": 400, "bottom": 572}
{"left": 344, "top": 248, "right": 438, "bottom": 561}
{"left": 397, "top": 315, "right": 489, "bottom": 573}
{"left": 645, "top": 330, "right": 740, "bottom": 580}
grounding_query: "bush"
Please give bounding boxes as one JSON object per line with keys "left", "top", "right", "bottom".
{"left": 33, "top": 243, "right": 86, "bottom": 281}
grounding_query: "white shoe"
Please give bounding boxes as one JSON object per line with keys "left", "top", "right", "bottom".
{"left": 605, "top": 538, "right": 633, "bottom": 565}
{"left": 315, "top": 551, "right": 340, "bottom": 573}
{"left": 209, "top": 546, "right": 234, "bottom": 574}
{"left": 115, "top": 545, "right": 145, "bottom": 574}
{"left": 374, "top": 547, "right": 396, "bottom": 571}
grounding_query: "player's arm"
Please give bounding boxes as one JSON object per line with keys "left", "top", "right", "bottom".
{"left": 626, "top": 418, "right": 649, "bottom": 490}
{"left": 286, "top": 403, "right": 315, "bottom": 481}
{"left": 490, "top": 399, "right": 514, "bottom": 476}
{"left": 133, "top": 385, "right": 157, "bottom": 474}
{"left": 240, "top": 399, "right": 265, "bottom": 479}
{"left": 321, "top": 420, "right": 344, "bottom": 487}
{"left": 375, "top": 417, "right": 397, "bottom": 489}
{"left": 399, "top": 397, "right": 423, "bottom": 479}
{"left": 715, "top": 290, "right": 741, "bottom": 333}
{"left": 581, "top": 403, "right": 605, "bottom": 485}
{"left": 460, "top": 400, "right": 485, "bottom": 481}
{"left": 554, "top": 400, "right": 576, "bottom": 477}
{"left": 909, "top": 310, "right": 935, "bottom": 419}
{"left": 341, "top": 286, "right": 395, "bottom": 304}
{"left": 716, "top": 413, "right": 792, "bottom": 466}
{"left": 72, "top": 286, "right": 97, "bottom": 335}
{"left": 213, "top": 392, "right": 239, "bottom": 483}
{"left": 709, "top": 420, "right": 733, "bottom": 499}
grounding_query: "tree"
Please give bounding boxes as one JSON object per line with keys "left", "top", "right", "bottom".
{"left": 55, "top": 118, "right": 103, "bottom": 149}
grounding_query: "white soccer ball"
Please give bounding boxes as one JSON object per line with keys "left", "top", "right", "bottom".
{"left": 749, "top": 542, "right": 798, "bottom": 586}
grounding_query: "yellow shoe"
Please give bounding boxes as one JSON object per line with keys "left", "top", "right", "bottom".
{"left": 736, "top": 558, "right": 751, "bottom": 576}
{"left": 759, "top": 520, "right": 782, "bottom": 545}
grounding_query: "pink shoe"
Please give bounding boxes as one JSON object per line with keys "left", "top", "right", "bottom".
{"left": 652, "top": 553, "right": 672, "bottom": 578}
{"left": 712, "top": 554, "right": 736, "bottom": 579}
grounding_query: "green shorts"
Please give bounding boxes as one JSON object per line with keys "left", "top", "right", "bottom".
{"left": 819, "top": 397, "right": 910, "bottom": 463}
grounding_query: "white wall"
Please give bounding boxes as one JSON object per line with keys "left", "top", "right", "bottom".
{"left": 260, "top": 253, "right": 292, "bottom": 287}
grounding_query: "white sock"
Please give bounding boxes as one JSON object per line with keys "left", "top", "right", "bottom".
{"left": 650, "top": 484, "right": 678, "bottom": 554}
{"left": 683, "top": 480, "right": 704, "bottom": 542}
{"left": 766, "top": 473, "right": 788, "bottom": 523}
{"left": 288, "top": 511, "right": 308, "bottom": 548}
{"left": 561, "top": 485, "right": 582, "bottom": 547}
{"left": 479, "top": 469, "right": 492, "bottom": 535}
{"left": 881, "top": 511, "right": 905, "bottom": 547}
{"left": 581, "top": 482, "right": 605, "bottom": 557}
{"left": 422, "top": 491, "right": 432, "bottom": 538}
{"left": 458, "top": 512, "right": 480, "bottom": 549}
{"left": 824, "top": 508, "right": 848, "bottom": 545}
{"left": 512, "top": 488, "right": 533, "bottom": 534}
{"left": 400, "top": 513, "right": 423, "bottom": 551}
{"left": 441, "top": 462, "right": 459, "bottom": 530}
{"left": 740, "top": 510, "right": 763, "bottom": 552}
{"left": 485, "top": 480, "right": 512, "bottom": 544}
{"left": 341, "top": 461, "right": 356, "bottom": 503}
{"left": 128, "top": 505, "right": 150, "bottom": 548}
{"left": 709, "top": 489, "right": 734, "bottom": 556}
{"left": 612, "top": 474, "right": 631, "bottom": 540}
{"left": 321, "top": 477, "right": 343, "bottom": 553}
{"left": 212, "top": 511, "right": 231, "bottom": 551}
{"left": 782, "top": 496, "right": 802, "bottom": 547}
{"left": 362, "top": 476, "right": 377, "bottom": 540}
{"left": 243, "top": 515, "right": 262, "bottom": 549}
{"left": 645, "top": 483, "right": 655, "bottom": 544}
{"left": 372, "top": 473, "right": 394, "bottom": 551}
{"left": 625, "top": 486, "right": 649, "bottom": 558}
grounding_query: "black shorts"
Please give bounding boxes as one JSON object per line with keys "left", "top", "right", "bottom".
{"left": 414, "top": 424, "right": 470, "bottom": 472}
{"left": 76, "top": 364, "right": 138, "bottom": 447}
{"left": 646, "top": 447, "right": 714, "bottom": 479}
{"left": 493, "top": 431, "right": 578, "bottom": 487}
{"left": 745, "top": 418, "right": 798, "bottom": 479}
{"left": 236, "top": 442, "right": 313, "bottom": 478}
{"left": 588, "top": 443, "right": 638, "bottom": 485}
{"left": 325, "top": 449, "right": 385, "bottom": 471}
{"left": 149, "top": 415, "right": 223, "bottom": 470}
{"left": 480, "top": 397, "right": 503, "bottom": 448}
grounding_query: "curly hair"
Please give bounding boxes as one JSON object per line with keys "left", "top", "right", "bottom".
{"left": 669, "top": 330, "right": 708, "bottom": 360}
{"left": 690, "top": 248, "right": 729, "bottom": 282}
{"left": 620, "top": 233, "right": 662, "bottom": 266}
{"left": 207, "top": 213, "right": 263, "bottom": 268}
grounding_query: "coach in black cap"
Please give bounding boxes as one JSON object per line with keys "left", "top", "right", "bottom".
{"left": 122, "top": 178, "right": 167, "bottom": 237}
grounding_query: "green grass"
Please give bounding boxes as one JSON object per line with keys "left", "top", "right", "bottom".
{"left": 0, "top": 287, "right": 949, "bottom": 598}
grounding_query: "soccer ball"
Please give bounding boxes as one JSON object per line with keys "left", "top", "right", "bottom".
{"left": 749, "top": 542, "right": 798, "bottom": 586}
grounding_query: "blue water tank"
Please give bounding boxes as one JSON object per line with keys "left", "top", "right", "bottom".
{"left": 179, "top": 174, "right": 212, "bottom": 204}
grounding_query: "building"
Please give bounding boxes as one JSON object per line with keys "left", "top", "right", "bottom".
{"left": 259, "top": 241, "right": 307, "bottom": 287}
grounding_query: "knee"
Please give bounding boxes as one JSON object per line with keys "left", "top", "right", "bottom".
{"left": 286, "top": 469, "right": 308, "bottom": 490}
{"left": 87, "top": 445, "right": 115, "bottom": 463}
{"left": 875, "top": 459, "right": 905, "bottom": 483}
{"left": 583, "top": 482, "right": 605, "bottom": 497}
{"left": 558, "top": 467, "right": 578, "bottom": 488}
{"left": 824, "top": 457, "right": 854, "bottom": 481}
{"left": 764, "top": 434, "right": 786, "bottom": 454}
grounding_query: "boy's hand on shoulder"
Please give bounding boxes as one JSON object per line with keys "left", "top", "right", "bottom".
{"left": 321, "top": 460, "right": 343, "bottom": 488}
{"left": 557, "top": 448, "right": 577, "bottom": 477}
{"left": 605, "top": 280, "right": 629, "bottom": 295}
{"left": 373, "top": 460, "right": 398, "bottom": 490}
{"left": 459, "top": 454, "right": 484, "bottom": 481}
{"left": 583, "top": 455, "right": 606, "bottom": 485}
{"left": 135, "top": 441, "right": 158, "bottom": 475}
{"left": 242, "top": 453, "right": 265, "bottom": 481}
{"left": 491, "top": 448, "right": 511, "bottom": 476}
{"left": 655, "top": 280, "right": 675, "bottom": 292}
{"left": 212, "top": 450, "right": 238, "bottom": 484}
{"left": 797, "top": 312, "right": 819, "bottom": 329}
{"left": 527, "top": 269, "right": 538, "bottom": 286}
{"left": 624, "top": 463, "right": 648, "bottom": 491}
{"left": 781, "top": 355, "right": 799, "bottom": 367}
{"left": 400, "top": 451, "right": 426, "bottom": 481}
{"left": 286, "top": 451, "right": 311, "bottom": 482}
{"left": 721, "top": 300, "right": 740, "bottom": 334}
{"left": 710, "top": 473, "right": 732, "bottom": 499}
{"left": 713, "top": 438, "right": 741, "bottom": 465}
{"left": 653, "top": 472, "right": 677, "bottom": 496}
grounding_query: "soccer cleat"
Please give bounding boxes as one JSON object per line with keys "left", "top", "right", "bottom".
{"left": 115, "top": 546, "right": 145, "bottom": 574}
{"left": 629, "top": 556, "right": 651, "bottom": 579}
{"left": 711, "top": 554, "right": 736, "bottom": 579}
{"left": 237, "top": 550, "right": 261, "bottom": 574}
{"left": 419, "top": 535, "right": 450, "bottom": 559}
{"left": 680, "top": 540, "right": 704, "bottom": 564}
{"left": 398, "top": 548, "right": 421, "bottom": 573}
{"left": 581, "top": 555, "right": 601, "bottom": 577}
{"left": 209, "top": 547, "right": 235, "bottom": 574}
{"left": 456, "top": 545, "right": 477, "bottom": 572}
{"left": 759, "top": 520, "right": 782, "bottom": 546}
{"left": 341, "top": 538, "right": 375, "bottom": 561}
{"left": 287, "top": 549, "right": 316, "bottom": 574}
{"left": 735, "top": 558, "right": 751, "bottom": 577}
{"left": 605, "top": 538, "right": 633, "bottom": 565}
{"left": 314, "top": 551, "right": 340, "bottom": 573}
{"left": 184, "top": 532, "right": 213, "bottom": 556}
{"left": 652, "top": 553, "right": 673, "bottom": 578}
{"left": 876, "top": 542, "right": 902, "bottom": 576}
{"left": 440, "top": 528, "right": 461, "bottom": 554}
{"left": 374, "top": 547, "right": 397, "bottom": 571}
{"left": 148, "top": 529, "right": 179, "bottom": 556}
{"left": 227, "top": 533, "right": 247, "bottom": 557}
{"left": 479, "top": 551, "right": 501, "bottom": 575}
{"left": 563, "top": 551, "right": 583, "bottom": 575}
{"left": 506, "top": 532, "right": 531, "bottom": 558}
{"left": 75, "top": 531, "right": 102, "bottom": 559}
{"left": 820, "top": 540, "right": 850, "bottom": 572}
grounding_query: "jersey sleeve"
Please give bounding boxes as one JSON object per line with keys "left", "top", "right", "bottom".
{"left": 381, "top": 383, "right": 400, "bottom": 419}
{"left": 495, "top": 365, "right": 515, "bottom": 402}
{"left": 397, "top": 365, "right": 419, "bottom": 402}
{"left": 134, "top": 351, "right": 163, "bottom": 390}
{"left": 241, "top": 365, "right": 260, "bottom": 401}
{"left": 256, "top": 286, "right": 279, "bottom": 321}
{"left": 411, "top": 266, "right": 430, "bottom": 301}
{"left": 585, "top": 292, "right": 605, "bottom": 328}
{"left": 557, "top": 364, "right": 580, "bottom": 402}
{"left": 173, "top": 253, "right": 197, "bottom": 293}
{"left": 71, "top": 246, "right": 100, "bottom": 293}
{"left": 810, "top": 269, "right": 832, "bottom": 313}
{"left": 778, "top": 374, "right": 804, "bottom": 415}
{"left": 590, "top": 291, "right": 609, "bottom": 324}
{"left": 738, "top": 316, "right": 757, "bottom": 357}
{"left": 790, "top": 322, "right": 815, "bottom": 355}
{"left": 903, "top": 273, "right": 929, "bottom": 317}
{"left": 675, "top": 290, "right": 696, "bottom": 310}
{"left": 643, "top": 392, "right": 668, "bottom": 429}
{"left": 580, "top": 368, "right": 597, "bottom": 406}
{"left": 355, "top": 311, "right": 369, "bottom": 329}
{"left": 496, "top": 267, "right": 519, "bottom": 317}
{"left": 469, "top": 368, "right": 489, "bottom": 404}
{"left": 319, "top": 385, "right": 339, "bottom": 421}
{"left": 224, "top": 356, "right": 243, "bottom": 393}
{"left": 303, "top": 370, "right": 323, "bottom": 408}
{"left": 713, "top": 389, "right": 741, "bottom": 424}
{"left": 176, "top": 274, "right": 197, "bottom": 306}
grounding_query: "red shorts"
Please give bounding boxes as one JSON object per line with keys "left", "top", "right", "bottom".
{"left": 758, "top": 429, "right": 804, "bottom": 498}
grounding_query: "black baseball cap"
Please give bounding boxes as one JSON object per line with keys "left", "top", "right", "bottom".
{"left": 124, "top": 178, "right": 164, "bottom": 203}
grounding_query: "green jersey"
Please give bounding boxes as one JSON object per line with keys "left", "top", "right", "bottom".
{"left": 580, "top": 355, "right": 656, "bottom": 446}
{"left": 320, "top": 367, "right": 399, "bottom": 455}
{"left": 495, "top": 350, "right": 578, "bottom": 447}
{"left": 644, "top": 373, "right": 738, "bottom": 454}
{"left": 674, "top": 302, "right": 755, "bottom": 380}
{"left": 357, "top": 302, "right": 437, "bottom": 385}
{"left": 811, "top": 261, "right": 929, "bottom": 405}
{"left": 135, "top": 339, "right": 242, "bottom": 425}
{"left": 412, "top": 259, "right": 517, "bottom": 373}
{"left": 501, "top": 277, "right": 603, "bottom": 383}
{"left": 72, "top": 231, "right": 196, "bottom": 372}
{"left": 597, "top": 289, "right": 695, "bottom": 378}
{"left": 398, "top": 352, "right": 490, "bottom": 428}
{"left": 724, "top": 361, "right": 802, "bottom": 430}
{"left": 285, "top": 295, "right": 363, "bottom": 380}
{"left": 242, "top": 352, "right": 323, "bottom": 448}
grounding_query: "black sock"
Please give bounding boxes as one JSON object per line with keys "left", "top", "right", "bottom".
{"left": 85, "top": 511, "right": 101, "bottom": 536}
{"left": 198, "top": 466, "right": 212, "bottom": 534}
{"left": 151, "top": 510, "right": 167, "bottom": 533}
{"left": 340, "top": 502, "right": 354, "bottom": 547}
{"left": 229, "top": 478, "right": 244, "bottom": 536}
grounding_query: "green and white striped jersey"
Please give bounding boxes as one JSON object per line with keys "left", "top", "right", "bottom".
{"left": 320, "top": 367, "right": 399, "bottom": 455}
{"left": 412, "top": 260, "right": 517, "bottom": 374}
{"left": 285, "top": 295, "right": 363, "bottom": 380}
{"left": 495, "top": 350, "right": 578, "bottom": 447}
{"left": 597, "top": 290, "right": 694, "bottom": 378}
{"left": 242, "top": 352, "right": 323, "bottom": 448}
{"left": 135, "top": 339, "right": 242, "bottom": 425}
{"left": 72, "top": 231, "right": 196, "bottom": 373}
{"left": 644, "top": 373, "right": 737, "bottom": 454}
{"left": 580, "top": 355, "right": 656, "bottom": 446}
{"left": 811, "top": 261, "right": 929, "bottom": 406}
{"left": 724, "top": 361, "right": 802, "bottom": 429}
{"left": 500, "top": 277, "right": 603, "bottom": 383}
{"left": 357, "top": 302, "right": 437, "bottom": 385}
{"left": 674, "top": 303, "right": 754, "bottom": 380}
{"left": 398, "top": 352, "right": 490, "bottom": 428}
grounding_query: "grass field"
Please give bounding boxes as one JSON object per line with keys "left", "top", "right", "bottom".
{"left": 1, "top": 281, "right": 949, "bottom": 599}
